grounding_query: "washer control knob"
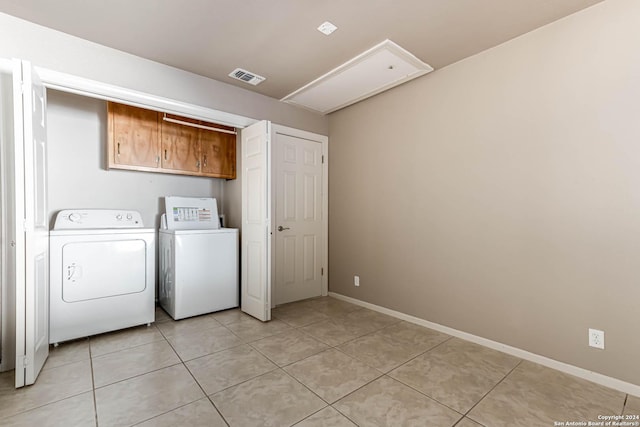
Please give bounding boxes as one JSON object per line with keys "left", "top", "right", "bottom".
{"left": 126, "top": 213, "right": 133, "bottom": 220}
{"left": 68, "top": 213, "right": 81, "bottom": 222}
{"left": 116, "top": 214, "right": 123, "bottom": 220}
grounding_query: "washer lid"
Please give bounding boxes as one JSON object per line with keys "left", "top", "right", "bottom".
{"left": 159, "top": 227, "right": 237, "bottom": 235}
{"left": 53, "top": 209, "right": 145, "bottom": 229}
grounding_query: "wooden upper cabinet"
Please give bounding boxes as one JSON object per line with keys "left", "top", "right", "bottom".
{"left": 200, "top": 125, "right": 236, "bottom": 179}
{"left": 107, "top": 102, "right": 237, "bottom": 179}
{"left": 161, "top": 115, "right": 201, "bottom": 173}
{"left": 108, "top": 102, "right": 160, "bottom": 169}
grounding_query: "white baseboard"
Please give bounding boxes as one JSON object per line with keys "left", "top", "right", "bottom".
{"left": 329, "top": 292, "right": 640, "bottom": 397}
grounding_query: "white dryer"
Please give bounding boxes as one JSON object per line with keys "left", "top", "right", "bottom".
{"left": 49, "top": 209, "right": 155, "bottom": 344}
{"left": 159, "top": 197, "right": 239, "bottom": 320}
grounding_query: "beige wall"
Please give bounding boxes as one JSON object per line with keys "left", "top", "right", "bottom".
{"left": 328, "top": 0, "right": 640, "bottom": 386}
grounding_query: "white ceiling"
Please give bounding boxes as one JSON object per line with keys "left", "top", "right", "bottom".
{"left": 0, "top": 0, "right": 603, "bottom": 101}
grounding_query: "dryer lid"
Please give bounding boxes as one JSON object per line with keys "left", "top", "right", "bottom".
{"left": 163, "top": 196, "right": 220, "bottom": 230}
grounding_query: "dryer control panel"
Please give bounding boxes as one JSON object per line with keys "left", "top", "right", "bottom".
{"left": 53, "top": 209, "right": 144, "bottom": 229}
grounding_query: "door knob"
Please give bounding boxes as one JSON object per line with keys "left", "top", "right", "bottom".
{"left": 277, "top": 226, "right": 290, "bottom": 231}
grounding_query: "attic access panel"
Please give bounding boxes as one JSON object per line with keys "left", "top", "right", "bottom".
{"left": 281, "top": 39, "right": 433, "bottom": 114}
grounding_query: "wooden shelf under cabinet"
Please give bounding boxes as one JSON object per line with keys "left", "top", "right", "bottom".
{"left": 107, "top": 102, "right": 237, "bottom": 179}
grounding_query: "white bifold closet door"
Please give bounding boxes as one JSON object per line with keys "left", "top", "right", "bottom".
{"left": 13, "top": 59, "right": 49, "bottom": 388}
{"left": 241, "top": 120, "right": 272, "bottom": 322}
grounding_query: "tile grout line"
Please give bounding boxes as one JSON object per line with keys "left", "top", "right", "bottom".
{"left": 0, "top": 388, "right": 97, "bottom": 424}
{"left": 88, "top": 337, "right": 100, "bottom": 427}
{"left": 290, "top": 405, "right": 332, "bottom": 426}
{"left": 453, "top": 416, "right": 487, "bottom": 427}
{"left": 90, "top": 324, "right": 165, "bottom": 359}
{"left": 205, "top": 395, "right": 231, "bottom": 427}
{"left": 205, "top": 365, "right": 281, "bottom": 397}
{"left": 93, "top": 361, "right": 185, "bottom": 391}
{"left": 179, "top": 357, "right": 230, "bottom": 427}
{"left": 461, "top": 358, "right": 525, "bottom": 422}
{"left": 277, "top": 368, "right": 333, "bottom": 417}
{"left": 0, "top": 346, "right": 96, "bottom": 423}
{"left": 386, "top": 334, "right": 454, "bottom": 372}
{"left": 274, "top": 349, "right": 378, "bottom": 427}
{"left": 90, "top": 325, "right": 184, "bottom": 391}
{"left": 91, "top": 339, "right": 168, "bottom": 362}
{"left": 385, "top": 373, "right": 469, "bottom": 424}
{"left": 379, "top": 372, "right": 466, "bottom": 419}
{"left": 156, "top": 324, "right": 225, "bottom": 342}
{"left": 178, "top": 341, "right": 247, "bottom": 365}
{"left": 329, "top": 404, "right": 361, "bottom": 427}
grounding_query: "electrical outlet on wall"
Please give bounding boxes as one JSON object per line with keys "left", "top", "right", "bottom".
{"left": 354, "top": 275, "right": 360, "bottom": 287}
{"left": 588, "top": 328, "right": 605, "bottom": 349}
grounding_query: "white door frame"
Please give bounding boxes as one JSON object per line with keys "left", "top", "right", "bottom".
{"left": 270, "top": 124, "right": 328, "bottom": 305}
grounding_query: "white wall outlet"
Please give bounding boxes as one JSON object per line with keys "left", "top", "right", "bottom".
{"left": 588, "top": 328, "right": 605, "bottom": 349}
{"left": 354, "top": 275, "right": 360, "bottom": 287}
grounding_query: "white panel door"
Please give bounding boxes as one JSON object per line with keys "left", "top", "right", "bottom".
{"left": 13, "top": 59, "right": 49, "bottom": 387}
{"left": 241, "top": 120, "right": 271, "bottom": 321}
{"left": 274, "top": 134, "right": 323, "bottom": 305}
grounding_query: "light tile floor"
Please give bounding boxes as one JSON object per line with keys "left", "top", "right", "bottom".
{"left": 0, "top": 296, "right": 638, "bottom": 426}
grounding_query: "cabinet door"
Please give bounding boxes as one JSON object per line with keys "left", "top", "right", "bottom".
{"left": 201, "top": 129, "right": 236, "bottom": 179}
{"left": 160, "top": 115, "right": 201, "bottom": 173}
{"left": 108, "top": 103, "right": 160, "bottom": 169}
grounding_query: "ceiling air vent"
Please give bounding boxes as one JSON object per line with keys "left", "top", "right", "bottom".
{"left": 228, "top": 68, "right": 266, "bottom": 86}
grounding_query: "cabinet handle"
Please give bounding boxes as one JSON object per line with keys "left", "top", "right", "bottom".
{"left": 203, "top": 155, "right": 207, "bottom": 167}
{"left": 117, "top": 142, "right": 120, "bottom": 155}
{"left": 156, "top": 156, "right": 160, "bottom": 164}
{"left": 164, "top": 149, "right": 167, "bottom": 160}
{"left": 196, "top": 160, "right": 201, "bottom": 169}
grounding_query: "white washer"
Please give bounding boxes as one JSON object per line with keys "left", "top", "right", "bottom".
{"left": 159, "top": 197, "right": 239, "bottom": 320}
{"left": 49, "top": 209, "right": 155, "bottom": 344}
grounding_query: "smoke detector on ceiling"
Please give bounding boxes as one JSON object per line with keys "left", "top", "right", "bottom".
{"left": 317, "top": 21, "right": 338, "bottom": 35}
{"left": 228, "top": 68, "right": 266, "bottom": 86}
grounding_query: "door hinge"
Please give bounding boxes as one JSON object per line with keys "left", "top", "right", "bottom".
{"left": 18, "top": 354, "right": 28, "bottom": 368}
